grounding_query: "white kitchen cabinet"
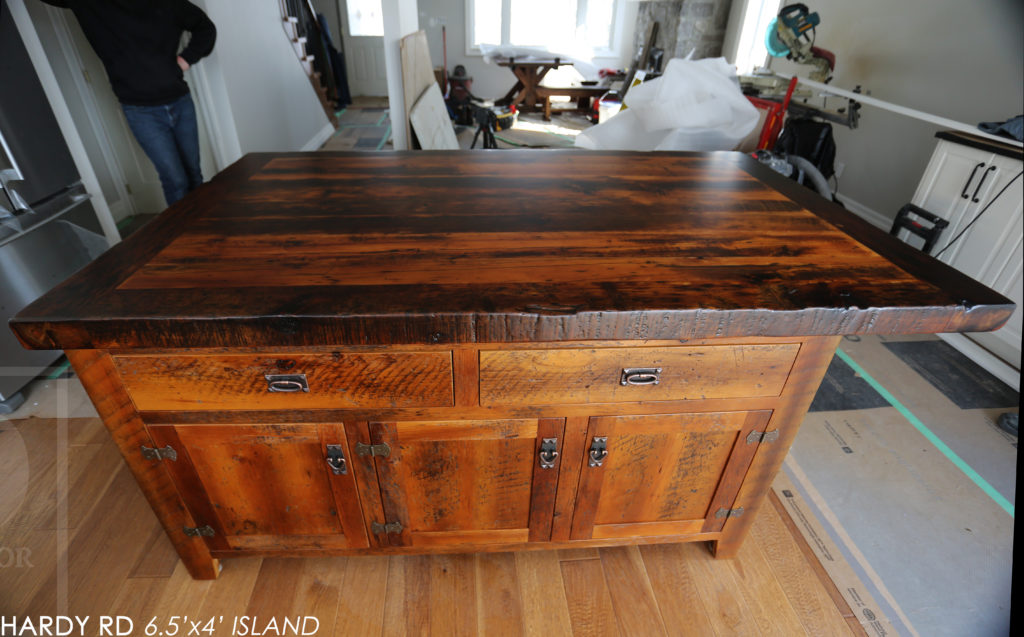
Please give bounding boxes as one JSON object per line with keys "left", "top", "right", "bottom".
{"left": 907, "top": 132, "right": 1023, "bottom": 388}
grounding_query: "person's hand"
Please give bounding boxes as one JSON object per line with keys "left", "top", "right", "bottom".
{"left": 176, "top": 56, "right": 190, "bottom": 72}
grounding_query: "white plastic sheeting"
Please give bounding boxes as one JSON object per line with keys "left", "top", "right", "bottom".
{"left": 575, "top": 57, "right": 759, "bottom": 151}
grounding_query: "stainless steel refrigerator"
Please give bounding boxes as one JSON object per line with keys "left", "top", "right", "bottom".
{"left": 1, "top": 4, "right": 111, "bottom": 413}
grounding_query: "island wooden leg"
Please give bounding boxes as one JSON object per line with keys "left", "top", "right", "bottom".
{"left": 710, "top": 336, "right": 840, "bottom": 559}
{"left": 67, "top": 350, "right": 221, "bottom": 579}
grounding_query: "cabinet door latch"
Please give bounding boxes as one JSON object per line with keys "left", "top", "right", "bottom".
{"left": 715, "top": 507, "right": 744, "bottom": 519}
{"left": 326, "top": 444, "right": 348, "bottom": 475}
{"left": 141, "top": 445, "right": 177, "bottom": 461}
{"left": 355, "top": 442, "right": 391, "bottom": 458}
{"left": 371, "top": 521, "right": 403, "bottom": 535}
{"left": 745, "top": 429, "right": 779, "bottom": 444}
{"left": 183, "top": 525, "right": 216, "bottom": 537}
{"left": 538, "top": 438, "right": 559, "bottom": 469}
{"left": 588, "top": 437, "right": 608, "bottom": 467}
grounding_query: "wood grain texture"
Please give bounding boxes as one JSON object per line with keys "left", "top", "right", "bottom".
{"left": 64, "top": 350, "right": 220, "bottom": 579}
{"left": 571, "top": 411, "right": 767, "bottom": 541}
{"left": 714, "top": 336, "right": 841, "bottom": 558}
{"left": 479, "top": 344, "right": 798, "bottom": 406}
{"left": 3, "top": 415, "right": 858, "bottom": 636}
{"left": 114, "top": 351, "right": 453, "bottom": 411}
{"left": 599, "top": 546, "right": 669, "bottom": 636}
{"left": 561, "top": 557, "right": 620, "bottom": 636}
{"left": 371, "top": 418, "right": 564, "bottom": 547}
{"left": 13, "top": 152, "right": 1013, "bottom": 350}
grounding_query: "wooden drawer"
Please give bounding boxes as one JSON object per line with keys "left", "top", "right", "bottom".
{"left": 479, "top": 344, "right": 799, "bottom": 406}
{"left": 113, "top": 351, "right": 453, "bottom": 411}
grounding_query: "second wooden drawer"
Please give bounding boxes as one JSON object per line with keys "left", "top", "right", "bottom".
{"left": 479, "top": 344, "right": 799, "bottom": 406}
{"left": 114, "top": 351, "right": 454, "bottom": 411}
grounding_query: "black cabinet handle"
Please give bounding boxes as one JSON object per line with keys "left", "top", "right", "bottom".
{"left": 971, "top": 165, "right": 997, "bottom": 203}
{"left": 961, "top": 162, "right": 985, "bottom": 199}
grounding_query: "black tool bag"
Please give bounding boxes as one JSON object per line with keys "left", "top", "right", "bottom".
{"left": 776, "top": 118, "right": 837, "bottom": 179}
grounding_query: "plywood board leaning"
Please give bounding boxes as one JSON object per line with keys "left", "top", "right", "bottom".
{"left": 410, "top": 83, "right": 458, "bottom": 150}
{"left": 400, "top": 30, "right": 437, "bottom": 148}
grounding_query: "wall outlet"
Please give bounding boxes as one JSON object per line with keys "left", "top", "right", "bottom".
{"left": 834, "top": 161, "right": 845, "bottom": 179}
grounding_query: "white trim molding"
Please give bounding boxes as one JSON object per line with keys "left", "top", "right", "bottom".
{"left": 302, "top": 122, "right": 338, "bottom": 151}
{"left": 938, "top": 332, "right": 1020, "bottom": 392}
{"left": 834, "top": 192, "right": 891, "bottom": 230}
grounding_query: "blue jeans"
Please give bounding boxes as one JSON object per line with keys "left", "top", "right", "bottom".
{"left": 122, "top": 94, "right": 202, "bottom": 207}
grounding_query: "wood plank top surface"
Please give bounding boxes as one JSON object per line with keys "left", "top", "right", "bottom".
{"left": 12, "top": 151, "right": 1013, "bottom": 350}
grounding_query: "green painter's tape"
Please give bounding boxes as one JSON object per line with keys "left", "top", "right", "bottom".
{"left": 835, "top": 348, "right": 1014, "bottom": 518}
{"left": 47, "top": 360, "right": 71, "bottom": 380}
{"left": 375, "top": 125, "right": 391, "bottom": 151}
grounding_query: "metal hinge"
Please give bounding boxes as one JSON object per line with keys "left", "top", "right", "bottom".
{"left": 715, "top": 507, "right": 744, "bottom": 519}
{"left": 746, "top": 429, "right": 780, "bottom": 444}
{"left": 183, "top": 525, "right": 215, "bottom": 537}
{"left": 355, "top": 442, "right": 391, "bottom": 458}
{"left": 141, "top": 445, "right": 177, "bottom": 461}
{"left": 371, "top": 521, "right": 403, "bottom": 534}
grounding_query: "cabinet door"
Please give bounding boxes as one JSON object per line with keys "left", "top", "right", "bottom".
{"left": 908, "top": 140, "right": 990, "bottom": 250}
{"left": 570, "top": 411, "right": 772, "bottom": 540}
{"left": 367, "top": 418, "right": 565, "bottom": 547}
{"left": 148, "top": 423, "right": 368, "bottom": 551}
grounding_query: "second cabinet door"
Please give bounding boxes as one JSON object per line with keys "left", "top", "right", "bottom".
{"left": 570, "top": 410, "right": 772, "bottom": 540}
{"left": 367, "top": 418, "right": 565, "bottom": 547}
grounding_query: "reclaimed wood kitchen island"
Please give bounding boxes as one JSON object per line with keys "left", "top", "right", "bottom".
{"left": 12, "top": 151, "right": 1013, "bottom": 580}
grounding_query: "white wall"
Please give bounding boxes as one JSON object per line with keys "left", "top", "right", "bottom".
{"left": 751, "top": 0, "right": 1023, "bottom": 223}
{"left": 195, "top": 0, "right": 331, "bottom": 156}
{"left": 417, "top": 0, "right": 639, "bottom": 100}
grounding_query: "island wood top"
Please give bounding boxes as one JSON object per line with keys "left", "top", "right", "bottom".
{"left": 12, "top": 151, "right": 1014, "bottom": 350}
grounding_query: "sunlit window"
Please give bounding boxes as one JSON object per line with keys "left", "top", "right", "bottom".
{"left": 347, "top": 0, "right": 384, "bottom": 37}
{"left": 733, "top": 0, "right": 781, "bottom": 74}
{"left": 468, "top": 0, "right": 617, "bottom": 53}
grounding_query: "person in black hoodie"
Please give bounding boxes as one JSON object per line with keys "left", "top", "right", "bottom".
{"left": 41, "top": 0, "right": 216, "bottom": 206}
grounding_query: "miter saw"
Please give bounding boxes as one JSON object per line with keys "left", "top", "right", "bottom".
{"left": 765, "top": 3, "right": 835, "bottom": 83}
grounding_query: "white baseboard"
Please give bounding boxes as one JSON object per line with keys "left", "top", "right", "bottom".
{"left": 834, "top": 193, "right": 892, "bottom": 230}
{"left": 938, "top": 332, "right": 1021, "bottom": 391}
{"left": 302, "top": 122, "right": 337, "bottom": 152}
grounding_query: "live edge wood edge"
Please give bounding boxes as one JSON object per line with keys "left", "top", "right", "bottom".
{"left": 11, "top": 152, "right": 1014, "bottom": 581}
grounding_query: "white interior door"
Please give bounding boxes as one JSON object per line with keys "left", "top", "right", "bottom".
{"left": 339, "top": 0, "right": 388, "bottom": 96}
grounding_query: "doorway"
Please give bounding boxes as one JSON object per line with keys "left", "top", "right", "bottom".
{"left": 338, "top": 0, "right": 388, "bottom": 97}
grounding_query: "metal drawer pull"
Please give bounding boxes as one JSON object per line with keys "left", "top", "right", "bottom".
{"left": 326, "top": 444, "right": 347, "bottom": 475}
{"left": 265, "top": 373, "right": 309, "bottom": 392}
{"left": 538, "top": 438, "right": 559, "bottom": 469}
{"left": 961, "top": 162, "right": 985, "bottom": 198}
{"left": 588, "top": 436, "right": 608, "bottom": 467}
{"left": 620, "top": 368, "right": 662, "bottom": 386}
{"left": 971, "top": 165, "right": 997, "bottom": 203}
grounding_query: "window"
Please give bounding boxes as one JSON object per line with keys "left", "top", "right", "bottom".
{"left": 347, "top": 0, "right": 384, "bottom": 37}
{"left": 732, "top": 0, "right": 781, "bottom": 74}
{"left": 467, "top": 0, "right": 618, "bottom": 54}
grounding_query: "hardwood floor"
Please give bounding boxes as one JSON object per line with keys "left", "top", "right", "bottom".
{"left": 0, "top": 416, "right": 863, "bottom": 636}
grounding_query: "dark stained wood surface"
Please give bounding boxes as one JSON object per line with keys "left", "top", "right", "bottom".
{"left": 12, "top": 152, "right": 1014, "bottom": 350}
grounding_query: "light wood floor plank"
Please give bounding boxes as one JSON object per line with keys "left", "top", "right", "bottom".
{"left": 685, "top": 541, "right": 765, "bottom": 636}
{"left": 128, "top": 521, "right": 181, "bottom": 579}
{"left": 599, "top": 546, "right": 668, "bottom": 637}
{"left": 334, "top": 556, "right": 389, "bottom": 637}
{"left": 561, "top": 558, "right": 619, "bottom": 636}
{"left": 475, "top": 552, "right": 525, "bottom": 637}
{"left": 515, "top": 551, "right": 573, "bottom": 637}
{"left": 429, "top": 553, "right": 477, "bottom": 636}
{"left": 639, "top": 544, "right": 717, "bottom": 637}
{"left": 753, "top": 506, "right": 856, "bottom": 636}
{"left": 728, "top": 530, "right": 814, "bottom": 636}
{"left": 381, "top": 554, "right": 431, "bottom": 636}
